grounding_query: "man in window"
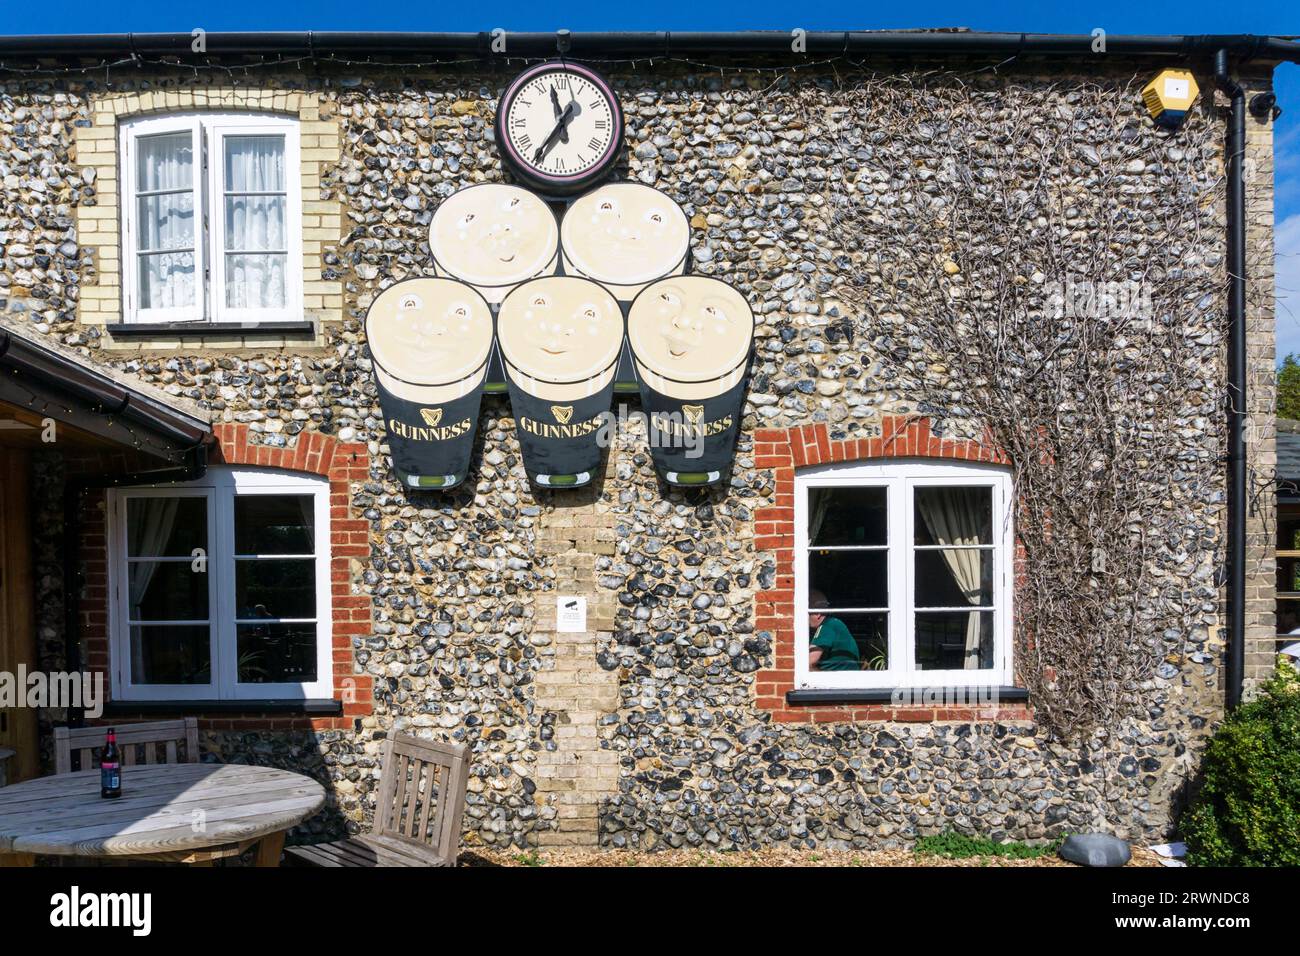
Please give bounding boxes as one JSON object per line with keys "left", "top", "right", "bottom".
{"left": 808, "top": 590, "right": 860, "bottom": 671}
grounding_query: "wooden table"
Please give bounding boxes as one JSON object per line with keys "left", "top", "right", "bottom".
{"left": 0, "top": 763, "right": 325, "bottom": 866}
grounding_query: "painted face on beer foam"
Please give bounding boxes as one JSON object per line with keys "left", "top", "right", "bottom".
{"left": 365, "top": 278, "right": 493, "bottom": 385}
{"left": 429, "top": 185, "right": 558, "bottom": 288}
{"left": 628, "top": 277, "right": 754, "bottom": 381}
{"left": 561, "top": 184, "right": 690, "bottom": 287}
{"left": 498, "top": 277, "right": 623, "bottom": 383}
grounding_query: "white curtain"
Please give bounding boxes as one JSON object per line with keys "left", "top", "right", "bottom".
{"left": 126, "top": 497, "right": 181, "bottom": 682}
{"left": 223, "top": 135, "right": 287, "bottom": 309}
{"left": 136, "top": 132, "right": 196, "bottom": 310}
{"left": 917, "top": 487, "right": 986, "bottom": 669}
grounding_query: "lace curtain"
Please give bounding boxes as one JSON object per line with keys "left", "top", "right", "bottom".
{"left": 223, "top": 135, "right": 288, "bottom": 310}
{"left": 136, "top": 132, "right": 196, "bottom": 310}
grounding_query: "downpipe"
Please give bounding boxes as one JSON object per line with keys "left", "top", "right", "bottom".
{"left": 1214, "top": 50, "right": 1247, "bottom": 709}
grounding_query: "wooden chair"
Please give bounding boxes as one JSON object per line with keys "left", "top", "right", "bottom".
{"left": 286, "top": 733, "right": 470, "bottom": 867}
{"left": 0, "top": 747, "right": 14, "bottom": 788}
{"left": 54, "top": 718, "right": 200, "bottom": 774}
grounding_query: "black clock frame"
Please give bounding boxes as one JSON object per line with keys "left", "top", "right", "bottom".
{"left": 494, "top": 59, "right": 625, "bottom": 197}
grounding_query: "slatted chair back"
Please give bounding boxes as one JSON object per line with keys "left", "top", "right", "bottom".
{"left": 373, "top": 733, "right": 470, "bottom": 862}
{"left": 54, "top": 718, "right": 201, "bottom": 774}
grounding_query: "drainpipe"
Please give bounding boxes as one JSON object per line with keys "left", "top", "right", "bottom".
{"left": 63, "top": 445, "right": 208, "bottom": 727}
{"left": 1215, "top": 49, "right": 1247, "bottom": 709}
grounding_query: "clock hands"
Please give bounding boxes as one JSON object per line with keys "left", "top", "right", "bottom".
{"left": 534, "top": 98, "right": 576, "bottom": 164}
{"left": 550, "top": 86, "right": 569, "bottom": 144}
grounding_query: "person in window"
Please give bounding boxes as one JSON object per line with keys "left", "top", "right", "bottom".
{"left": 808, "top": 590, "right": 860, "bottom": 671}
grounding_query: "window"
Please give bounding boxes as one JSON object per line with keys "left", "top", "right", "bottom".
{"left": 795, "top": 461, "right": 1013, "bottom": 689}
{"left": 108, "top": 468, "right": 331, "bottom": 701}
{"left": 119, "top": 113, "right": 301, "bottom": 324}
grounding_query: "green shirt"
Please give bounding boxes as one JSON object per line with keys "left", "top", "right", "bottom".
{"left": 812, "top": 616, "right": 860, "bottom": 670}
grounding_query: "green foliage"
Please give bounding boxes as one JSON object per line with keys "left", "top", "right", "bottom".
{"left": 513, "top": 850, "right": 544, "bottom": 867}
{"left": 1182, "top": 661, "right": 1300, "bottom": 866}
{"left": 914, "top": 831, "right": 1061, "bottom": 860}
{"left": 1279, "top": 354, "right": 1300, "bottom": 421}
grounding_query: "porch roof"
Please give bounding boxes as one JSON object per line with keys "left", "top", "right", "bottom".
{"left": 0, "top": 318, "right": 212, "bottom": 463}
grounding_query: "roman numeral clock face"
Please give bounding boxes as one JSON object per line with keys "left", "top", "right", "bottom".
{"left": 495, "top": 62, "right": 624, "bottom": 196}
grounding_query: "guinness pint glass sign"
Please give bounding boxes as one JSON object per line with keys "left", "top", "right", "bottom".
{"left": 366, "top": 278, "right": 493, "bottom": 490}
{"left": 428, "top": 183, "right": 559, "bottom": 304}
{"left": 628, "top": 276, "right": 755, "bottom": 486}
{"left": 560, "top": 183, "right": 690, "bottom": 302}
{"left": 498, "top": 276, "right": 623, "bottom": 487}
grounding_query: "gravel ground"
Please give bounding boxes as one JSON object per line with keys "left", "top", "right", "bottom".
{"left": 460, "top": 846, "right": 1165, "bottom": 867}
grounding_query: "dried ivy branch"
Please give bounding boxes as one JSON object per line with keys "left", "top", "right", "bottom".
{"left": 777, "top": 73, "right": 1225, "bottom": 742}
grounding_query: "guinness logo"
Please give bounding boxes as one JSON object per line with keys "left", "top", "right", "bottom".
{"left": 551, "top": 405, "right": 574, "bottom": 425}
{"left": 683, "top": 404, "right": 705, "bottom": 426}
{"left": 420, "top": 408, "right": 444, "bottom": 427}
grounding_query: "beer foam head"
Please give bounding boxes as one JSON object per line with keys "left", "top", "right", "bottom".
{"left": 365, "top": 278, "right": 493, "bottom": 386}
{"left": 627, "top": 276, "right": 754, "bottom": 382}
{"left": 429, "top": 184, "right": 558, "bottom": 289}
{"left": 498, "top": 277, "right": 623, "bottom": 384}
{"left": 561, "top": 183, "right": 690, "bottom": 287}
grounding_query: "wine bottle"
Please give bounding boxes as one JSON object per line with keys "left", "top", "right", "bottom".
{"left": 100, "top": 728, "right": 121, "bottom": 799}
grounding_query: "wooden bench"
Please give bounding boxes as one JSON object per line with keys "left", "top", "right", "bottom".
{"left": 286, "top": 733, "right": 469, "bottom": 868}
{"left": 0, "top": 747, "right": 14, "bottom": 788}
{"left": 54, "top": 718, "right": 200, "bottom": 774}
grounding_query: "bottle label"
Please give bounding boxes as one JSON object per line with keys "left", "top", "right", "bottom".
{"left": 102, "top": 763, "right": 120, "bottom": 790}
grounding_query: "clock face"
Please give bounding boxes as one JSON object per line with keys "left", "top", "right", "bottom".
{"left": 496, "top": 61, "right": 623, "bottom": 195}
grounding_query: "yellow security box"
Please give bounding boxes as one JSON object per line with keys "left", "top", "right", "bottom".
{"left": 1142, "top": 68, "right": 1200, "bottom": 128}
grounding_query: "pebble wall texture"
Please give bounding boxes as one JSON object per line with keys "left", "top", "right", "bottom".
{"left": 0, "top": 59, "right": 1276, "bottom": 850}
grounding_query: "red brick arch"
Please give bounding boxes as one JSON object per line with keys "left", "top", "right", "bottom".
{"left": 750, "top": 415, "right": 1029, "bottom": 724}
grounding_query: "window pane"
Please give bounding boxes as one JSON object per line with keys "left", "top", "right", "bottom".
{"left": 225, "top": 253, "right": 287, "bottom": 309}
{"left": 127, "top": 561, "right": 209, "bottom": 621}
{"left": 138, "top": 251, "right": 196, "bottom": 310}
{"left": 224, "top": 135, "right": 286, "bottom": 191}
{"left": 809, "top": 550, "right": 887, "bottom": 608}
{"left": 236, "top": 558, "right": 315, "bottom": 619}
{"left": 808, "top": 486, "right": 886, "bottom": 546}
{"left": 225, "top": 195, "right": 286, "bottom": 251}
{"left": 136, "top": 131, "right": 193, "bottom": 192}
{"left": 235, "top": 495, "right": 315, "bottom": 554}
{"left": 914, "top": 611, "right": 994, "bottom": 670}
{"left": 137, "top": 193, "right": 195, "bottom": 252}
{"left": 809, "top": 611, "right": 887, "bottom": 672}
{"left": 237, "top": 622, "right": 318, "bottom": 683}
{"left": 129, "top": 624, "right": 211, "bottom": 684}
{"left": 127, "top": 496, "right": 206, "bottom": 557}
{"left": 914, "top": 486, "right": 992, "bottom": 545}
{"left": 915, "top": 549, "right": 994, "bottom": 608}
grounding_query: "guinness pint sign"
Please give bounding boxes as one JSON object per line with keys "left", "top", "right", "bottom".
{"left": 498, "top": 276, "right": 623, "bottom": 487}
{"left": 628, "top": 276, "right": 755, "bottom": 486}
{"left": 366, "top": 278, "right": 493, "bottom": 490}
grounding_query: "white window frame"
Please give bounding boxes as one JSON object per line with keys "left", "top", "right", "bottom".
{"left": 108, "top": 467, "right": 332, "bottom": 702}
{"left": 794, "top": 460, "right": 1014, "bottom": 690}
{"left": 120, "top": 112, "right": 302, "bottom": 325}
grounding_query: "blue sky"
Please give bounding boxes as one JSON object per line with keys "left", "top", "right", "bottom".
{"left": 2, "top": 1, "right": 1298, "bottom": 357}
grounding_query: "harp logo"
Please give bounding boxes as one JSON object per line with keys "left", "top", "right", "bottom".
{"left": 419, "top": 408, "right": 444, "bottom": 427}
{"left": 550, "top": 405, "right": 574, "bottom": 425}
{"left": 683, "top": 404, "right": 705, "bottom": 426}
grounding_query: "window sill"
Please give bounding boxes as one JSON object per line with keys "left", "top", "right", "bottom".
{"left": 105, "top": 321, "right": 317, "bottom": 337}
{"left": 102, "top": 698, "right": 343, "bottom": 716}
{"left": 785, "top": 687, "right": 1029, "bottom": 706}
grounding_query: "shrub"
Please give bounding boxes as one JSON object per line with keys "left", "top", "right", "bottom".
{"left": 914, "top": 831, "right": 1060, "bottom": 860}
{"left": 1182, "top": 660, "right": 1300, "bottom": 866}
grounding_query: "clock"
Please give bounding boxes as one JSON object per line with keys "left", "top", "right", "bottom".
{"left": 495, "top": 60, "right": 624, "bottom": 197}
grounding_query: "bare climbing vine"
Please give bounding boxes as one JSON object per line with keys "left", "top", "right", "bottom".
{"left": 777, "top": 72, "right": 1226, "bottom": 741}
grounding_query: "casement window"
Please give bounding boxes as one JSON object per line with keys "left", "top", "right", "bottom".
{"left": 108, "top": 468, "right": 331, "bottom": 701}
{"left": 119, "top": 113, "right": 302, "bottom": 324}
{"left": 794, "top": 461, "right": 1014, "bottom": 689}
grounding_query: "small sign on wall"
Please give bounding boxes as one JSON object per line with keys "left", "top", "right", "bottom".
{"left": 556, "top": 596, "right": 588, "bottom": 633}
